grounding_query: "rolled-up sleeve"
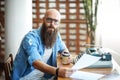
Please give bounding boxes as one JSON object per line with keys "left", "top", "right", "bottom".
{"left": 22, "top": 34, "right": 42, "bottom": 66}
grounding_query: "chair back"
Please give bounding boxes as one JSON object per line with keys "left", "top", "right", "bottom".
{"left": 4, "top": 54, "right": 13, "bottom": 80}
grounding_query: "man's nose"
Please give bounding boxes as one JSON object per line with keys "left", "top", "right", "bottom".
{"left": 50, "top": 20, "right": 55, "bottom": 25}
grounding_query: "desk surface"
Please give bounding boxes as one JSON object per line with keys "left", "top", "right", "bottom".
{"left": 57, "top": 55, "right": 113, "bottom": 80}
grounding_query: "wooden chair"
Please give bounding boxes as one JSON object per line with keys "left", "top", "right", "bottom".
{"left": 4, "top": 54, "right": 13, "bottom": 80}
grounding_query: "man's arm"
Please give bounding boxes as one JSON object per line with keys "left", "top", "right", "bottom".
{"left": 32, "top": 60, "right": 75, "bottom": 77}
{"left": 33, "top": 60, "right": 56, "bottom": 75}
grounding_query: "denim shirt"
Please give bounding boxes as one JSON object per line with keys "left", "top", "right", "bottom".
{"left": 11, "top": 27, "right": 66, "bottom": 80}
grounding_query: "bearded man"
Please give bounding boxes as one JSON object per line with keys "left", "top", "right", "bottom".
{"left": 11, "top": 9, "right": 76, "bottom": 80}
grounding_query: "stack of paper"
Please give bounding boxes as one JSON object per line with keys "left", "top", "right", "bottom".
{"left": 70, "top": 54, "right": 105, "bottom": 80}
{"left": 72, "top": 54, "right": 101, "bottom": 69}
{"left": 70, "top": 71, "right": 104, "bottom": 80}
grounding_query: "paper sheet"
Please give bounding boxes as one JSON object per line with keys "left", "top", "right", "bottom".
{"left": 72, "top": 53, "right": 101, "bottom": 69}
{"left": 70, "top": 70, "right": 104, "bottom": 80}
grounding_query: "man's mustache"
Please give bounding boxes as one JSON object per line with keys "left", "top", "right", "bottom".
{"left": 48, "top": 25, "right": 54, "bottom": 28}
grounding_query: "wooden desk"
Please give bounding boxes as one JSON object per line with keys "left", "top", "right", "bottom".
{"left": 57, "top": 55, "right": 113, "bottom": 80}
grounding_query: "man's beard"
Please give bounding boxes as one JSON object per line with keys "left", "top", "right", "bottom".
{"left": 41, "top": 23, "right": 59, "bottom": 49}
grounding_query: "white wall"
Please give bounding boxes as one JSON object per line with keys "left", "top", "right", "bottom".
{"left": 95, "top": 0, "right": 120, "bottom": 53}
{"left": 95, "top": 0, "right": 120, "bottom": 73}
{"left": 5, "top": 0, "right": 32, "bottom": 59}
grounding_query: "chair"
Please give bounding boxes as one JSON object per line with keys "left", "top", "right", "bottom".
{"left": 4, "top": 54, "right": 13, "bottom": 80}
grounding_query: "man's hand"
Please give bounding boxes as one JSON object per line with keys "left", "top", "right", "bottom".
{"left": 58, "top": 67, "right": 77, "bottom": 77}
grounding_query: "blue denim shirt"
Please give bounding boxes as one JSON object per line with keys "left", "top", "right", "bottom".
{"left": 11, "top": 27, "right": 66, "bottom": 80}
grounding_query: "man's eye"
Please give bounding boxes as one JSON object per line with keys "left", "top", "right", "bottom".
{"left": 54, "top": 20, "right": 58, "bottom": 22}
